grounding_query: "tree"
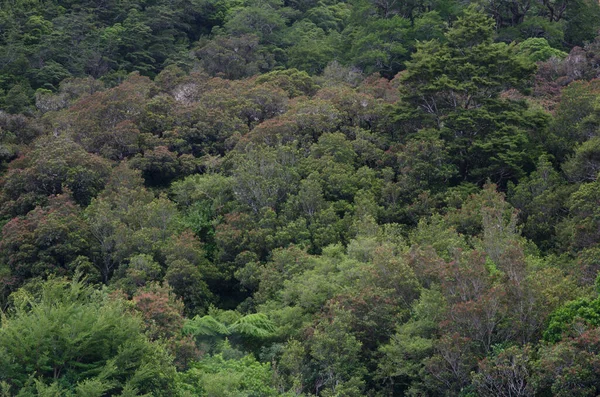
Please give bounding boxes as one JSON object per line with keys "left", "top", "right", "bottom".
{"left": 479, "top": 0, "right": 533, "bottom": 28}
{"left": 546, "top": 80, "right": 600, "bottom": 161}
{"left": 305, "top": 306, "right": 367, "bottom": 396}
{"left": 84, "top": 165, "right": 154, "bottom": 283}
{"left": 194, "top": 34, "right": 274, "bottom": 79}
{"left": 177, "top": 350, "right": 286, "bottom": 396}
{"left": 517, "top": 38, "right": 568, "bottom": 62}
{"left": 376, "top": 288, "right": 444, "bottom": 395}
{"left": 84, "top": 164, "right": 194, "bottom": 287}
{"left": 248, "top": 98, "right": 342, "bottom": 148}
{"left": 254, "top": 69, "right": 319, "bottom": 98}
{"left": 508, "top": 155, "right": 572, "bottom": 251}
{"left": 165, "top": 258, "right": 213, "bottom": 314}
{"left": 472, "top": 345, "right": 534, "bottom": 397}
{"left": 0, "top": 194, "right": 94, "bottom": 287}
{"left": 421, "top": 333, "right": 478, "bottom": 396}
{"left": 534, "top": 328, "right": 600, "bottom": 397}
{"left": 346, "top": 16, "right": 411, "bottom": 77}
{"left": 0, "top": 277, "right": 177, "bottom": 395}
{"left": 562, "top": 137, "right": 600, "bottom": 183}
{"left": 543, "top": 297, "right": 600, "bottom": 342}
{"left": 398, "top": 5, "right": 540, "bottom": 183}
{"left": 390, "top": 131, "right": 457, "bottom": 203}
{"left": 285, "top": 20, "right": 336, "bottom": 74}
{"left": 183, "top": 311, "right": 277, "bottom": 354}
{"left": 230, "top": 144, "right": 300, "bottom": 213}
{"left": 224, "top": 2, "right": 289, "bottom": 45}
{"left": 564, "top": 0, "right": 600, "bottom": 46}
{"left": 132, "top": 282, "right": 200, "bottom": 369}
{"left": 130, "top": 145, "right": 194, "bottom": 186}
{"left": 62, "top": 73, "right": 155, "bottom": 159}
{"left": 558, "top": 178, "right": 600, "bottom": 251}
{"left": 0, "top": 136, "right": 111, "bottom": 217}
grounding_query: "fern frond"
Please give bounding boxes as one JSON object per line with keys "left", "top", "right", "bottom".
{"left": 227, "top": 313, "right": 276, "bottom": 338}
{"left": 183, "top": 315, "right": 230, "bottom": 337}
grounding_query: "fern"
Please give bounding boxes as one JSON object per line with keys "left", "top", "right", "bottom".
{"left": 227, "top": 313, "right": 276, "bottom": 339}
{"left": 183, "top": 313, "right": 277, "bottom": 341}
{"left": 183, "top": 315, "right": 230, "bottom": 337}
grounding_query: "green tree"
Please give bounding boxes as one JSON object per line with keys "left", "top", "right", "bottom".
{"left": 0, "top": 277, "right": 177, "bottom": 395}
{"left": 306, "top": 306, "right": 367, "bottom": 396}
{"left": 558, "top": 178, "right": 600, "bottom": 251}
{"left": 230, "top": 144, "right": 300, "bottom": 213}
{"left": 177, "top": 350, "right": 286, "bottom": 396}
{"left": 285, "top": 20, "right": 336, "bottom": 74}
{"left": 184, "top": 311, "right": 277, "bottom": 354}
{"left": 398, "top": 5, "right": 540, "bottom": 183}
{"left": 543, "top": 297, "right": 600, "bottom": 342}
{"left": 194, "top": 34, "right": 274, "bottom": 79}
{"left": 564, "top": 0, "right": 600, "bottom": 46}
{"left": 224, "top": 1, "right": 289, "bottom": 45}
{"left": 562, "top": 137, "right": 600, "bottom": 183}
{"left": 346, "top": 16, "right": 411, "bottom": 77}
{"left": 517, "top": 37, "right": 568, "bottom": 62}
{"left": 376, "top": 288, "right": 445, "bottom": 395}
{"left": 508, "top": 155, "right": 572, "bottom": 251}
{"left": 546, "top": 80, "right": 600, "bottom": 161}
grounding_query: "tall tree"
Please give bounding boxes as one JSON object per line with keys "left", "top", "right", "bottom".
{"left": 398, "top": 5, "right": 541, "bottom": 184}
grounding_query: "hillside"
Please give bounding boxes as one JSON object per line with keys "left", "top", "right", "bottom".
{"left": 1, "top": 1, "right": 600, "bottom": 395}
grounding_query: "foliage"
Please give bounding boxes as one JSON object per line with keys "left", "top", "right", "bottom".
{"left": 0, "top": 277, "right": 177, "bottom": 395}
{"left": 1, "top": 0, "right": 600, "bottom": 394}
{"left": 177, "top": 349, "right": 288, "bottom": 396}
{"left": 397, "top": 6, "right": 540, "bottom": 184}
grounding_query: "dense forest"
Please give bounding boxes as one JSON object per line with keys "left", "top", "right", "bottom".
{"left": 3, "top": 0, "right": 600, "bottom": 395}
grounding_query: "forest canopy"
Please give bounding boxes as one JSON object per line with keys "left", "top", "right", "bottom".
{"left": 2, "top": 0, "right": 600, "bottom": 396}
